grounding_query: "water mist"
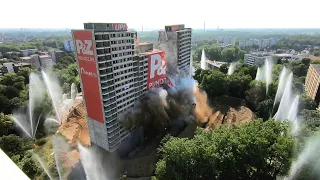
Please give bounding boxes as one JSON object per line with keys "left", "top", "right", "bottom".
{"left": 200, "top": 49, "right": 207, "bottom": 70}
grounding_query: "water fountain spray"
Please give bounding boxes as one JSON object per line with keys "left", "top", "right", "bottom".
{"left": 200, "top": 49, "right": 207, "bottom": 70}
{"left": 41, "top": 70, "right": 63, "bottom": 124}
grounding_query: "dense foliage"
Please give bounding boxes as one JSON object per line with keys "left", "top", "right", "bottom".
{"left": 0, "top": 36, "right": 69, "bottom": 54}
{"left": 193, "top": 44, "right": 247, "bottom": 62}
{"left": 155, "top": 120, "right": 294, "bottom": 180}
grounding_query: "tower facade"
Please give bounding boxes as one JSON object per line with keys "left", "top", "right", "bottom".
{"left": 158, "top": 24, "right": 192, "bottom": 77}
{"left": 72, "top": 23, "right": 166, "bottom": 152}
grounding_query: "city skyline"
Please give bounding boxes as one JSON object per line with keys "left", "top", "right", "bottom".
{"left": 1, "top": 0, "right": 320, "bottom": 29}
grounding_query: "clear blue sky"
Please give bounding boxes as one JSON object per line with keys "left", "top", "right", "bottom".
{"left": 1, "top": 0, "right": 319, "bottom": 29}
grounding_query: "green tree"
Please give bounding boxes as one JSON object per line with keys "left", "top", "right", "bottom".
{"left": 301, "top": 58, "right": 311, "bottom": 66}
{"left": 155, "top": 120, "right": 294, "bottom": 180}
{"left": 256, "top": 99, "right": 274, "bottom": 121}
{"left": 299, "top": 94, "right": 316, "bottom": 111}
{"left": 207, "top": 45, "right": 221, "bottom": 60}
{"left": 17, "top": 68, "right": 32, "bottom": 84}
{"left": 219, "top": 64, "right": 228, "bottom": 74}
{"left": 200, "top": 71, "right": 229, "bottom": 101}
{"left": 301, "top": 110, "right": 320, "bottom": 131}
{"left": 0, "top": 134, "right": 31, "bottom": 157}
{"left": 18, "top": 152, "right": 39, "bottom": 179}
{"left": 0, "top": 113, "right": 14, "bottom": 136}
{"left": 221, "top": 47, "right": 235, "bottom": 62}
{"left": 55, "top": 63, "right": 80, "bottom": 93}
{"left": 245, "top": 81, "right": 266, "bottom": 111}
{"left": 237, "top": 65, "right": 257, "bottom": 80}
{"left": 228, "top": 73, "right": 252, "bottom": 99}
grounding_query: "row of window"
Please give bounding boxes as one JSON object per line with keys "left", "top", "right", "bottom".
{"left": 97, "top": 48, "right": 111, "bottom": 55}
{"left": 111, "top": 46, "right": 132, "bottom": 51}
{"left": 111, "top": 39, "right": 132, "bottom": 45}
{"left": 96, "top": 42, "right": 111, "bottom": 47}
{"left": 99, "top": 62, "right": 112, "bottom": 69}
{"left": 113, "top": 63, "right": 133, "bottom": 71}
{"left": 111, "top": 51, "right": 133, "bottom": 58}
{"left": 115, "top": 84, "right": 133, "bottom": 94}
{"left": 112, "top": 57, "right": 133, "bottom": 64}
{"left": 98, "top": 55, "right": 112, "bottom": 62}
{"left": 117, "top": 101, "right": 134, "bottom": 112}
{"left": 114, "top": 74, "right": 134, "bottom": 82}
{"left": 116, "top": 89, "right": 135, "bottom": 99}
{"left": 100, "top": 74, "right": 114, "bottom": 82}
{"left": 104, "top": 103, "right": 117, "bottom": 111}
{"left": 117, "top": 94, "right": 135, "bottom": 106}
{"left": 114, "top": 68, "right": 134, "bottom": 76}
{"left": 115, "top": 79, "right": 134, "bottom": 89}
{"left": 105, "top": 109, "right": 117, "bottom": 119}
{"left": 103, "top": 96, "right": 116, "bottom": 105}
{"left": 179, "top": 42, "right": 191, "bottom": 48}
{"left": 179, "top": 34, "right": 192, "bottom": 38}
{"left": 110, "top": 33, "right": 132, "bottom": 38}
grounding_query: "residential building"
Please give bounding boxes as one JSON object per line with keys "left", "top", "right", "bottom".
{"left": 249, "top": 39, "right": 260, "bottom": 47}
{"left": 305, "top": 64, "right": 320, "bottom": 105}
{"left": 20, "top": 57, "right": 32, "bottom": 63}
{"left": 39, "top": 55, "right": 53, "bottom": 67}
{"left": 72, "top": 22, "right": 167, "bottom": 153}
{"left": 64, "top": 39, "right": 75, "bottom": 52}
{"left": 206, "top": 60, "right": 227, "bottom": 70}
{"left": 1, "top": 62, "right": 31, "bottom": 74}
{"left": 239, "top": 40, "right": 248, "bottom": 49}
{"left": 260, "top": 39, "right": 270, "bottom": 49}
{"left": 244, "top": 52, "right": 275, "bottom": 66}
{"left": 20, "top": 50, "right": 29, "bottom": 57}
{"left": 217, "top": 37, "right": 236, "bottom": 46}
{"left": 30, "top": 54, "right": 41, "bottom": 68}
{"left": 3, "top": 62, "right": 14, "bottom": 73}
{"left": 158, "top": 24, "right": 192, "bottom": 76}
{"left": 48, "top": 50, "right": 64, "bottom": 62}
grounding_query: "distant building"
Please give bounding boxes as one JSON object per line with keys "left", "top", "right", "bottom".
{"left": 273, "top": 54, "right": 299, "bottom": 61}
{"left": 305, "top": 64, "right": 320, "bottom": 105}
{"left": 20, "top": 50, "right": 29, "bottom": 57}
{"left": 244, "top": 52, "right": 274, "bottom": 66}
{"left": 217, "top": 37, "right": 236, "bottom": 46}
{"left": 64, "top": 39, "right": 75, "bottom": 52}
{"left": 39, "top": 55, "right": 53, "bottom": 67}
{"left": 20, "top": 57, "right": 32, "bottom": 62}
{"left": 30, "top": 54, "right": 41, "bottom": 68}
{"left": 239, "top": 40, "right": 249, "bottom": 49}
{"left": 48, "top": 50, "right": 64, "bottom": 62}
{"left": 19, "top": 49, "right": 37, "bottom": 57}
{"left": 1, "top": 62, "right": 31, "bottom": 74}
{"left": 249, "top": 39, "right": 260, "bottom": 47}
{"left": 206, "top": 60, "right": 227, "bottom": 70}
{"left": 3, "top": 62, "right": 14, "bottom": 73}
{"left": 269, "top": 37, "right": 278, "bottom": 47}
{"left": 260, "top": 39, "right": 270, "bottom": 49}
{"left": 159, "top": 24, "right": 192, "bottom": 76}
{"left": 13, "top": 63, "right": 31, "bottom": 72}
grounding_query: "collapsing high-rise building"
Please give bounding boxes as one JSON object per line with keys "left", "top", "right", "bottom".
{"left": 72, "top": 23, "right": 167, "bottom": 153}
{"left": 158, "top": 24, "right": 192, "bottom": 77}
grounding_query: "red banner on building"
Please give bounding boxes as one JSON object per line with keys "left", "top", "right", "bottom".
{"left": 72, "top": 30, "right": 104, "bottom": 123}
{"left": 147, "top": 51, "right": 167, "bottom": 90}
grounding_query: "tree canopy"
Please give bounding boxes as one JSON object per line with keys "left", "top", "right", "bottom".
{"left": 155, "top": 120, "right": 294, "bottom": 180}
